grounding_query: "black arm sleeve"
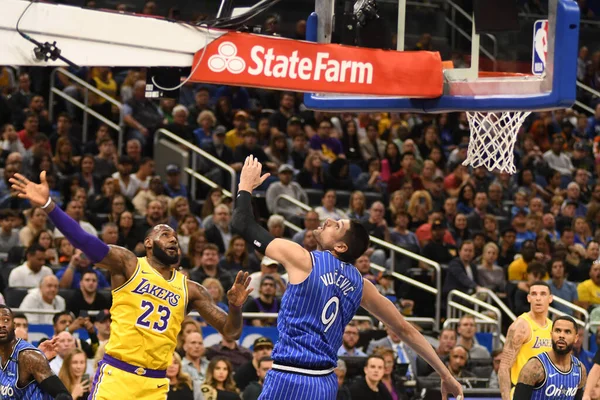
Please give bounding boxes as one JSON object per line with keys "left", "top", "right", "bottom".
{"left": 39, "top": 375, "right": 72, "bottom": 399}
{"left": 575, "top": 389, "right": 583, "bottom": 400}
{"left": 232, "top": 191, "right": 275, "bottom": 254}
{"left": 594, "top": 349, "right": 600, "bottom": 365}
{"left": 514, "top": 383, "right": 534, "bottom": 399}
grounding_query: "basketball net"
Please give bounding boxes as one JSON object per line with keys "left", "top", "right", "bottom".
{"left": 462, "top": 111, "right": 531, "bottom": 174}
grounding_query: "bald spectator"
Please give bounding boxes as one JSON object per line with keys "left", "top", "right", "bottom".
{"left": 430, "top": 345, "right": 476, "bottom": 379}
{"left": 563, "top": 182, "right": 587, "bottom": 217}
{"left": 19, "top": 275, "right": 65, "bottom": 324}
{"left": 8, "top": 243, "right": 53, "bottom": 288}
{"left": 53, "top": 201, "right": 97, "bottom": 239}
{"left": 182, "top": 332, "right": 209, "bottom": 384}
{"left": 49, "top": 331, "right": 76, "bottom": 374}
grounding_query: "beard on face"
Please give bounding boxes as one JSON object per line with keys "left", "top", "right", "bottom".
{"left": 0, "top": 328, "right": 16, "bottom": 344}
{"left": 552, "top": 340, "right": 573, "bottom": 355}
{"left": 153, "top": 241, "right": 180, "bottom": 266}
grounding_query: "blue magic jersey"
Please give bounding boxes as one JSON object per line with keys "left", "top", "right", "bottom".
{"left": 531, "top": 352, "right": 582, "bottom": 400}
{"left": 271, "top": 250, "right": 364, "bottom": 369}
{"left": 0, "top": 339, "right": 52, "bottom": 400}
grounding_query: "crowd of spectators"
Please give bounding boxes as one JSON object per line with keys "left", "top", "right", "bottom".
{"left": 1, "top": 1, "right": 600, "bottom": 398}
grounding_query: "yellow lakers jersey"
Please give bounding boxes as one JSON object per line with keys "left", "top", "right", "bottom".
{"left": 105, "top": 257, "right": 188, "bottom": 370}
{"left": 510, "top": 312, "right": 552, "bottom": 386}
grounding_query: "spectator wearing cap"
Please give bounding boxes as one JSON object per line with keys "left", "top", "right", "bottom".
{"left": 19, "top": 275, "right": 65, "bottom": 324}
{"left": 235, "top": 337, "right": 274, "bottom": 391}
{"left": 543, "top": 134, "right": 575, "bottom": 178}
{"left": 390, "top": 211, "right": 419, "bottom": 250}
{"left": 233, "top": 128, "right": 277, "bottom": 176}
{"left": 572, "top": 143, "right": 594, "bottom": 172}
{"left": 182, "top": 331, "right": 209, "bottom": 384}
{"left": 163, "top": 163, "right": 189, "bottom": 198}
{"left": 286, "top": 116, "right": 303, "bottom": 138}
{"left": 94, "top": 309, "right": 111, "bottom": 346}
{"left": 243, "top": 275, "right": 281, "bottom": 327}
{"left": 65, "top": 268, "right": 111, "bottom": 317}
{"left": 415, "top": 211, "right": 456, "bottom": 248}
{"left": 224, "top": 110, "right": 249, "bottom": 150}
{"left": 421, "top": 219, "right": 457, "bottom": 265}
{"left": 265, "top": 164, "right": 308, "bottom": 223}
{"left": 111, "top": 155, "right": 139, "bottom": 199}
{"left": 248, "top": 256, "right": 286, "bottom": 299}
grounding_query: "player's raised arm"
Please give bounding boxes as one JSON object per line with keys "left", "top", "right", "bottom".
{"left": 360, "top": 279, "right": 463, "bottom": 400}
{"left": 231, "top": 156, "right": 312, "bottom": 281}
{"left": 498, "top": 317, "right": 530, "bottom": 400}
{"left": 514, "top": 357, "right": 545, "bottom": 399}
{"left": 187, "top": 271, "right": 252, "bottom": 339}
{"left": 10, "top": 172, "right": 137, "bottom": 277}
{"left": 20, "top": 349, "right": 72, "bottom": 399}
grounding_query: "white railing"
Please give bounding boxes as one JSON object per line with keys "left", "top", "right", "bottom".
{"left": 49, "top": 68, "right": 124, "bottom": 154}
{"left": 275, "top": 194, "right": 443, "bottom": 328}
{"left": 155, "top": 128, "right": 236, "bottom": 202}
{"left": 576, "top": 81, "right": 600, "bottom": 115}
{"left": 447, "top": 290, "right": 503, "bottom": 348}
{"left": 443, "top": 318, "right": 503, "bottom": 347}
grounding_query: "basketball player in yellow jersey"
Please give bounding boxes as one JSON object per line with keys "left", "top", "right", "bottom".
{"left": 10, "top": 171, "right": 253, "bottom": 400}
{"left": 498, "top": 281, "right": 553, "bottom": 400}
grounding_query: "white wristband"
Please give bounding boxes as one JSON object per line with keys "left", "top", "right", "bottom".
{"left": 40, "top": 197, "right": 52, "bottom": 209}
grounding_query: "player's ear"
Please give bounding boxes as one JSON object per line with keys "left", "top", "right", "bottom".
{"left": 144, "top": 236, "right": 152, "bottom": 249}
{"left": 333, "top": 241, "right": 348, "bottom": 256}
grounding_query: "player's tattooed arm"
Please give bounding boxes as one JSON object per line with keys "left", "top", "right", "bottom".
{"left": 95, "top": 245, "right": 139, "bottom": 278}
{"left": 19, "top": 349, "right": 54, "bottom": 384}
{"left": 498, "top": 318, "right": 529, "bottom": 400}
{"left": 517, "top": 358, "right": 545, "bottom": 386}
{"left": 188, "top": 272, "right": 252, "bottom": 339}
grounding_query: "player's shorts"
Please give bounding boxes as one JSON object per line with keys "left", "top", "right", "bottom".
{"left": 258, "top": 365, "right": 337, "bottom": 400}
{"left": 88, "top": 355, "right": 169, "bottom": 400}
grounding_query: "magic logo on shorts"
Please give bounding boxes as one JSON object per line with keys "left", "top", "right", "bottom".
{"left": 132, "top": 278, "right": 180, "bottom": 306}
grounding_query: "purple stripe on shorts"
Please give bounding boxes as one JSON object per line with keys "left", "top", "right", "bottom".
{"left": 102, "top": 354, "right": 166, "bottom": 378}
{"left": 88, "top": 362, "right": 105, "bottom": 400}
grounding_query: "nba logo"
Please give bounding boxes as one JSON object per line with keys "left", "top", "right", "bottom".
{"left": 532, "top": 19, "right": 548, "bottom": 76}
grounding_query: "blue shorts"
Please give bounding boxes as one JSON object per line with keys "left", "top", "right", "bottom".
{"left": 258, "top": 370, "right": 337, "bottom": 400}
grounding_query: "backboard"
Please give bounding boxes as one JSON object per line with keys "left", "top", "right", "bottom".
{"left": 304, "top": 0, "right": 580, "bottom": 112}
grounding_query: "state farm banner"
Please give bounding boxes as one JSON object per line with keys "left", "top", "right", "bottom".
{"left": 190, "top": 32, "right": 444, "bottom": 97}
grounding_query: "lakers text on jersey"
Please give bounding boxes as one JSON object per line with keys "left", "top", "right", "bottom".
{"left": 511, "top": 313, "right": 552, "bottom": 386}
{"left": 105, "top": 257, "right": 188, "bottom": 370}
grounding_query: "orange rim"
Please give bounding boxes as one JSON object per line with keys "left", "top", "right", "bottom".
{"left": 478, "top": 71, "right": 535, "bottom": 78}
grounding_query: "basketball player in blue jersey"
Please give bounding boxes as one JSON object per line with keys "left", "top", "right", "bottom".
{"left": 515, "top": 316, "right": 587, "bottom": 400}
{"left": 232, "top": 156, "right": 464, "bottom": 400}
{"left": 0, "top": 305, "right": 73, "bottom": 400}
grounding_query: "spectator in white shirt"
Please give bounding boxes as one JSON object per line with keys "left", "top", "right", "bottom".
{"left": 111, "top": 155, "right": 140, "bottom": 199}
{"left": 8, "top": 243, "right": 53, "bottom": 288}
{"left": 315, "top": 190, "right": 348, "bottom": 223}
{"left": 53, "top": 201, "right": 97, "bottom": 239}
{"left": 19, "top": 275, "right": 65, "bottom": 324}
{"left": 543, "top": 134, "right": 574, "bottom": 177}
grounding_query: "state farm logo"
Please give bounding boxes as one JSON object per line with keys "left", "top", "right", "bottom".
{"left": 208, "top": 42, "right": 246, "bottom": 74}
{"left": 207, "top": 40, "right": 373, "bottom": 84}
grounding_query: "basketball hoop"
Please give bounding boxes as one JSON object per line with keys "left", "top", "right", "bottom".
{"left": 462, "top": 110, "right": 531, "bottom": 174}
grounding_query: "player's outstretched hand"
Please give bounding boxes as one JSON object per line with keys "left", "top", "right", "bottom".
{"left": 227, "top": 271, "right": 253, "bottom": 307}
{"left": 38, "top": 336, "right": 59, "bottom": 360}
{"left": 441, "top": 375, "right": 464, "bottom": 400}
{"left": 9, "top": 171, "right": 50, "bottom": 207}
{"left": 239, "top": 155, "right": 270, "bottom": 193}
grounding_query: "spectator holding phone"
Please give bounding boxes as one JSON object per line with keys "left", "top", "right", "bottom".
{"left": 58, "top": 348, "right": 90, "bottom": 399}
{"left": 56, "top": 249, "right": 110, "bottom": 290}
